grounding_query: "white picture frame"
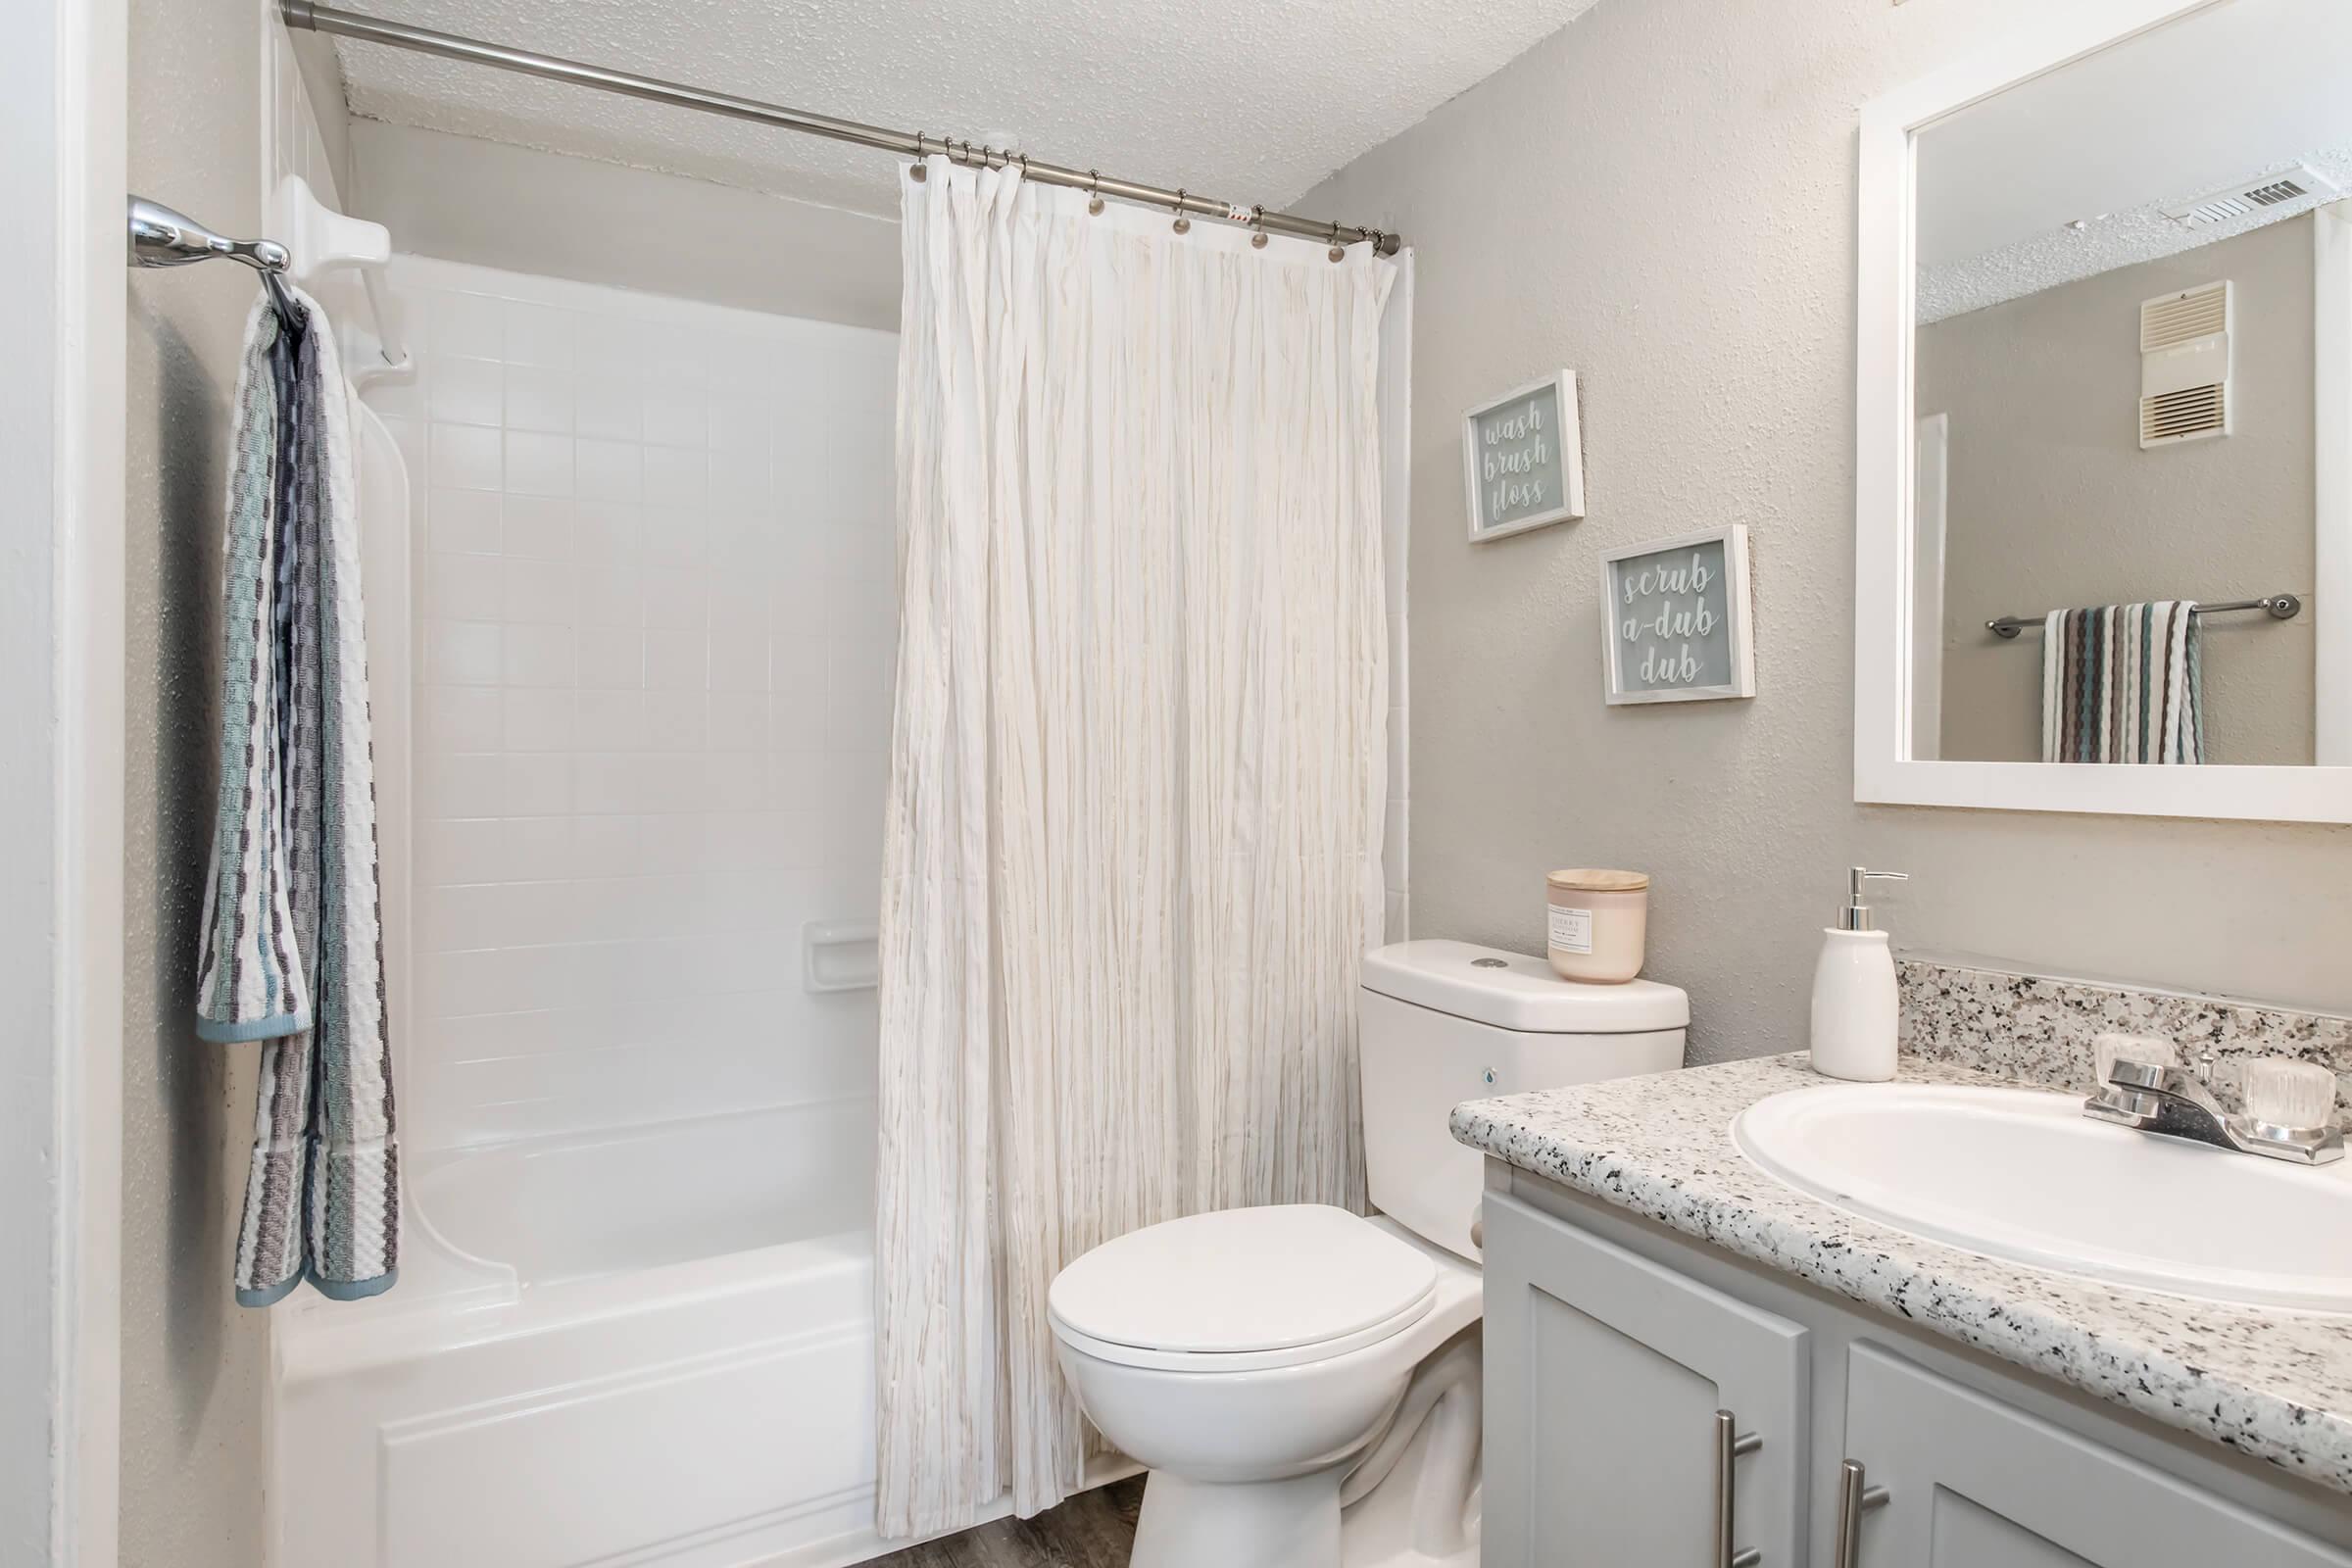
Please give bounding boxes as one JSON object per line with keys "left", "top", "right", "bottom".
{"left": 1462, "top": 369, "right": 1586, "bottom": 543}
{"left": 1601, "top": 524, "right": 1757, "bottom": 706}
{"left": 1852, "top": 0, "right": 2352, "bottom": 824}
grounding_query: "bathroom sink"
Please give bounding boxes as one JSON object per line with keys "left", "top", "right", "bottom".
{"left": 1732, "top": 1083, "right": 2352, "bottom": 1312}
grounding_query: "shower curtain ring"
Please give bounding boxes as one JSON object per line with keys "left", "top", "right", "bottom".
{"left": 1087, "top": 170, "right": 1104, "bottom": 216}
{"left": 1327, "top": 220, "right": 1345, "bottom": 263}
{"left": 1250, "top": 204, "right": 1268, "bottom": 249}
{"left": 909, "top": 132, "right": 928, "bottom": 180}
{"left": 1171, "top": 188, "right": 1191, "bottom": 235}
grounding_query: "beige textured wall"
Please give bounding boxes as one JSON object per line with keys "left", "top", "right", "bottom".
{"left": 1922, "top": 215, "right": 2317, "bottom": 764}
{"left": 1298, "top": 0, "right": 2352, "bottom": 1041}
{"left": 122, "top": 0, "right": 291, "bottom": 1562}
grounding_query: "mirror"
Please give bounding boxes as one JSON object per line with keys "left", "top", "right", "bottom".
{"left": 1913, "top": 0, "right": 2348, "bottom": 765}
{"left": 1856, "top": 0, "right": 2352, "bottom": 821}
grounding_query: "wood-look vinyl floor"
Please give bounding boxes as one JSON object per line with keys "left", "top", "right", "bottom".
{"left": 863, "top": 1477, "right": 1146, "bottom": 1568}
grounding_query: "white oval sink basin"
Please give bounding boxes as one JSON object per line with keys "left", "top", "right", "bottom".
{"left": 1733, "top": 1083, "right": 2352, "bottom": 1312}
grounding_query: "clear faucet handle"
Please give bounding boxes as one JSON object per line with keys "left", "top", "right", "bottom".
{"left": 2243, "top": 1057, "right": 2339, "bottom": 1136}
{"left": 2094, "top": 1032, "right": 2177, "bottom": 1090}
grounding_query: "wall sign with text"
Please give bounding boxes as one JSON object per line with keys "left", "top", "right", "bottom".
{"left": 1462, "top": 370, "right": 1587, "bottom": 543}
{"left": 1600, "top": 525, "right": 1757, "bottom": 705}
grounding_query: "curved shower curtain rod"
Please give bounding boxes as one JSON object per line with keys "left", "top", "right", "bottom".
{"left": 281, "top": 1, "right": 1405, "bottom": 258}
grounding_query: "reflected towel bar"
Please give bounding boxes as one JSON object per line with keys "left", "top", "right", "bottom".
{"left": 1985, "top": 594, "right": 2303, "bottom": 640}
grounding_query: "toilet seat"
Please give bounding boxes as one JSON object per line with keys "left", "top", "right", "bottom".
{"left": 1049, "top": 1204, "right": 1439, "bottom": 1374}
{"left": 1053, "top": 1286, "right": 1436, "bottom": 1373}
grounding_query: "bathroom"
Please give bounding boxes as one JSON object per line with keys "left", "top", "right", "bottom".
{"left": 10, "top": 0, "right": 2352, "bottom": 1562}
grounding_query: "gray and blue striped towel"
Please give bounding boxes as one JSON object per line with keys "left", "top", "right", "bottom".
{"left": 2039, "top": 601, "right": 2204, "bottom": 764}
{"left": 195, "top": 286, "right": 398, "bottom": 1305}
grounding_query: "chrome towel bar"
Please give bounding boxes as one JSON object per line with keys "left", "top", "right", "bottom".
{"left": 127, "top": 196, "right": 297, "bottom": 317}
{"left": 1985, "top": 593, "right": 2302, "bottom": 639}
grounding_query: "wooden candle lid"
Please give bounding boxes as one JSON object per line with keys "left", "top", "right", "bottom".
{"left": 1545, "top": 868, "right": 1651, "bottom": 893}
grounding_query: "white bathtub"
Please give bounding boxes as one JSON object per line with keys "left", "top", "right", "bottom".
{"left": 417, "top": 1097, "right": 875, "bottom": 1288}
{"left": 272, "top": 1097, "right": 892, "bottom": 1568}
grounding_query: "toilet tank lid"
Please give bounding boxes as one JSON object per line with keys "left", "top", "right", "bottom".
{"left": 1360, "top": 940, "right": 1690, "bottom": 1034}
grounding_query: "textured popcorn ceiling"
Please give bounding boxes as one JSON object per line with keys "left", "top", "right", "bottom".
{"left": 1913, "top": 0, "right": 2352, "bottom": 321}
{"left": 332, "top": 0, "right": 1606, "bottom": 220}
{"left": 1918, "top": 152, "right": 2352, "bottom": 325}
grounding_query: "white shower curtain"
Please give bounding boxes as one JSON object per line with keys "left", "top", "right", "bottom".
{"left": 875, "top": 155, "right": 1396, "bottom": 1537}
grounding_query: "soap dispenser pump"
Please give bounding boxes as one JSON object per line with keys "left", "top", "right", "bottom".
{"left": 1810, "top": 866, "right": 1908, "bottom": 1082}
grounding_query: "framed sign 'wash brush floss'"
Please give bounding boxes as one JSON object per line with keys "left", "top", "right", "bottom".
{"left": 1463, "top": 370, "right": 1587, "bottom": 542}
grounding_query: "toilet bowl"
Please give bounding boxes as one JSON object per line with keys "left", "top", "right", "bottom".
{"left": 1048, "top": 941, "right": 1690, "bottom": 1568}
{"left": 1051, "top": 1206, "right": 1483, "bottom": 1568}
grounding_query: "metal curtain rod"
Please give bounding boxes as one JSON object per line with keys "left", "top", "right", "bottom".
{"left": 1985, "top": 593, "right": 2304, "bottom": 639}
{"left": 280, "top": 1, "right": 1404, "bottom": 257}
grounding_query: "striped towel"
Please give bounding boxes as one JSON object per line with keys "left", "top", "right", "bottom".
{"left": 2039, "top": 602, "right": 2205, "bottom": 764}
{"left": 194, "top": 286, "right": 398, "bottom": 1305}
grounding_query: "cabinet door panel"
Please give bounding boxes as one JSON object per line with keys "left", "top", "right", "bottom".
{"left": 1928, "top": 1492, "right": 2096, "bottom": 1567}
{"left": 1482, "top": 1190, "right": 1809, "bottom": 1568}
{"left": 1845, "top": 1345, "right": 2352, "bottom": 1568}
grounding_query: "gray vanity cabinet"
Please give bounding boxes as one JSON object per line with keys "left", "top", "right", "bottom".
{"left": 1481, "top": 1171, "right": 2352, "bottom": 1568}
{"left": 1481, "top": 1189, "right": 1809, "bottom": 1568}
{"left": 1841, "top": 1346, "right": 2352, "bottom": 1568}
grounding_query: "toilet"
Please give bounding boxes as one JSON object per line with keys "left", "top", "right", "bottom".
{"left": 1048, "top": 939, "right": 1690, "bottom": 1568}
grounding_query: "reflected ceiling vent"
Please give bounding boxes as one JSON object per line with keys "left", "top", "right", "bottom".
{"left": 2162, "top": 165, "right": 2338, "bottom": 227}
{"left": 2139, "top": 280, "right": 2231, "bottom": 449}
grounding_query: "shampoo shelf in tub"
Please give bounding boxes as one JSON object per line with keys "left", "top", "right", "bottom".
{"left": 805, "top": 920, "right": 879, "bottom": 993}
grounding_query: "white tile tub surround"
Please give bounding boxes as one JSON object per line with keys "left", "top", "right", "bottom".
{"left": 366, "top": 256, "right": 898, "bottom": 1152}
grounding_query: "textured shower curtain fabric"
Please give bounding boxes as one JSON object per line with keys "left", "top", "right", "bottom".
{"left": 876, "top": 155, "right": 1395, "bottom": 1535}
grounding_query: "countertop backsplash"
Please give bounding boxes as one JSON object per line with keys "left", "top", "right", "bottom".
{"left": 1896, "top": 956, "right": 2352, "bottom": 1120}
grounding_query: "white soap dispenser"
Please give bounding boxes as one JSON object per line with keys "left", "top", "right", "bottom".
{"left": 1809, "top": 866, "right": 1908, "bottom": 1082}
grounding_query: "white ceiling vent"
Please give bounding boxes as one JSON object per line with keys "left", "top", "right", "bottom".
{"left": 2139, "top": 280, "right": 2231, "bottom": 449}
{"left": 2162, "top": 165, "right": 2339, "bottom": 227}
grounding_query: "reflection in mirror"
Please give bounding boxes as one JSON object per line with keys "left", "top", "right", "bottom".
{"left": 1909, "top": 0, "right": 2351, "bottom": 765}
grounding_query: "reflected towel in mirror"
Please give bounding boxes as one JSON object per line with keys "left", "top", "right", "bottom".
{"left": 2040, "top": 602, "right": 2204, "bottom": 764}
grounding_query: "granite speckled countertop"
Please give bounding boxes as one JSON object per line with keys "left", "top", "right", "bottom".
{"left": 1450, "top": 1053, "right": 2352, "bottom": 1494}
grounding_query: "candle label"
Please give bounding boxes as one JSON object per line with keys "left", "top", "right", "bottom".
{"left": 1547, "top": 905, "right": 1594, "bottom": 956}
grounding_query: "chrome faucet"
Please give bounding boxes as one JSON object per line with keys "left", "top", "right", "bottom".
{"left": 2085, "top": 1054, "right": 2344, "bottom": 1166}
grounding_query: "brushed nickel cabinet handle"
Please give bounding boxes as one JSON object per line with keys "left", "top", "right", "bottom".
{"left": 1713, "top": 1408, "right": 1764, "bottom": 1568}
{"left": 1834, "top": 1459, "right": 1891, "bottom": 1568}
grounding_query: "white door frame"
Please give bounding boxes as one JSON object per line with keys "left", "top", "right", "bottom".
{"left": 1910, "top": 412, "right": 1949, "bottom": 762}
{"left": 1, "top": 0, "right": 127, "bottom": 1561}
{"left": 2315, "top": 201, "right": 2352, "bottom": 767}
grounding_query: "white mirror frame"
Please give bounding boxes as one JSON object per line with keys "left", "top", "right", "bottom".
{"left": 1854, "top": 0, "right": 2352, "bottom": 824}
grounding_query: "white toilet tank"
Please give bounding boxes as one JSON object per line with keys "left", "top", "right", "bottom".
{"left": 1359, "top": 940, "right": 1688, "bottom": 1261}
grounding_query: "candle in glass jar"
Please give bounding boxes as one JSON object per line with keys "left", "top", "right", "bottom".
{"left": 1545, "top": 869, "right": 1651, "bottom": 984}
